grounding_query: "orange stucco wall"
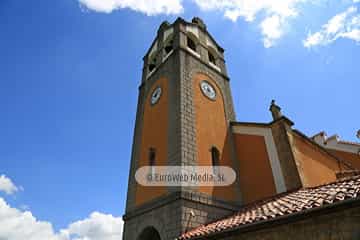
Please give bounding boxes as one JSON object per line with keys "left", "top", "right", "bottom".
{"left": 293, "top": 134, "right": 338, "bottom": 187}
{"left": 193, "top": 73, "right": 237, "bottom": 201}
{"left": 328, "top": 149, "right": 360, "bottom": 170}
{"left": 135, "top": 77, "right": 168, "bottom": 206}
{"left": 233, "top": 133, "right": 277, "bottom": 204}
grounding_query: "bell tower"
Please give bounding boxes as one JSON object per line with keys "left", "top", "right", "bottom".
{"left": 123, "top": 17, "right": 241, "bottom": 240}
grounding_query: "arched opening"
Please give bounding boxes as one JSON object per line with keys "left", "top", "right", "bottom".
{"left": 148, "top": 53, "right": 157, "bottom": 72}
{"left": 163, "top": 34, "right": 174, "bottom": 56}
{"left": 148, "top": 148, "right": 156, "bottom": 175}
{"left": 208, "top": 47, "right": 218, "bottom": 66}
{"left": 211, "top": 146, "right": 220, "bottom": 174}
{"left": 186, "top": 34, "right": 198, "bottom": 53}
{"left": 149, "top": 148, "right": 156, "bottom": 166}
{"left": 137, "top": 226, "right": 161, "bottom": 240}
{"left": 211, "top": 146, "right": 220, "bottom": 167}
{"left": 208, "top": 51, "right": 216, "bottom": 65}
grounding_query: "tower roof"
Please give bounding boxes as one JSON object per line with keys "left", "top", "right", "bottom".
{"left": 143, "top": 17, "right": 224, "bottom": 59}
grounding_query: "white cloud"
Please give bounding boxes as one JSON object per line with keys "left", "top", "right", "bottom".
{"left": 76, "top": 0, "right": 360, "bottom": 48}
{"left": 304, "top": 6, "right": 360, "bottom": 48}
{"left": 78, "top": 0, "right": 183, "bottom": 15}
{"left": 0, "top": 175, "right": 19, "bottom": 195}
{"left": 261, "top": 15, "right": 283, "bottom": 47}
{"left": 340, "top": 28, "right": 360, "bottom": 41}
{"left": 0, "top": 198, "right": 62, "bottom": 240}
{"left": 64, "top": 212, "right": 123, "bottom": 240}
{"left": 77, "top": 0, "right": 308, "bottom": 47}
{"left": 192, "top": 0, "right": 307, "bottom": 47}
{"left": 0, "top": 197, "right": 123, "bottom": 240}
{"left": 193, "top": 0, "right": 301, "bottom": 22}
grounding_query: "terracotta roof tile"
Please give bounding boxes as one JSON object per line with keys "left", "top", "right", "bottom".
{"left": 339, "top": 140, "right": 360, "bottom": 147}
{"left": 177, "top": 175, "right": 360, "bottom": 240}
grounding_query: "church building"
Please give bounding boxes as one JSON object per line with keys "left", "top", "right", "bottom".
{"left": 123, "top": 17, "right": 360, "bottom": 240}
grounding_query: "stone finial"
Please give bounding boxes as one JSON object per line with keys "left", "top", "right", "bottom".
{"left": 158, "top": 21, "right": 170, "bottom": 33}
{"left": 269, "top": 100, "right": 282, "bottom": 120}
{"left": 192, "top": 17, "right": 206, "bottom": 30}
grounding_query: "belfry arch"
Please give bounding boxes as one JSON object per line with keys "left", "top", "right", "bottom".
{"left": 137, "top": 226, "right": 161, "bottom": 240}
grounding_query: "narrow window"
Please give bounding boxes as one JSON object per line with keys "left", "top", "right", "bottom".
{"left": 164, "top": 39, "right": 173, "bottom": 55}
{"left": 211, "top": 147, "right": 220, "bottom": 167}
{"left": 149, "top": 64, "right": 155, "bottom": 72}
{"left": 208, "top": 51, "right": 216, "bottom": 65}
{"left": 149, "top": 148, "right": 156, "bottom": 166}
{"left": 148, "top": 58, "right": 156, "bottom": 72}
{"left": 187, "top": 36, "right": 196, "bottom": 52}
{"left": 148, "top": 52, "right": 157, "bottom": 73}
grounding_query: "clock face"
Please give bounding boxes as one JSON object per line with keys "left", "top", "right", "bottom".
{"left": 200, "top": 81, "right": 216, "bottom": 100}
{"left": 151, "top": 87, "right": 162, "bottom": 105}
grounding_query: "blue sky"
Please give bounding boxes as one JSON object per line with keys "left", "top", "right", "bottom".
{"left": 0, "top": 0, "right": 359, "bottom": 239}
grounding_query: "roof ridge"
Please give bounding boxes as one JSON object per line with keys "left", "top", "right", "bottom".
{"left": 338, "top": 140, "right": 360, "bottom": 147}
{"left": 304, "top": 174, "right": 360, "bottom": 190}
{"left": 239, "top": 174, "right": 360, "bottom": 210}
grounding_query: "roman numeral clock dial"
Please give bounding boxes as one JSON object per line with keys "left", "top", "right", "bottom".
{"left": 200, "top": 80, "right": 216, "bottom": 100}
{"left": 151, "top": 87, "right": 162, "bottom": 105}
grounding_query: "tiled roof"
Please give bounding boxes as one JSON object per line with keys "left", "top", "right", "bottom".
{"left": 177, "top": 175, "right": 360, "bottom": 240}
{"left": 339, "top": 140, "right": 360, "bottom": 147}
